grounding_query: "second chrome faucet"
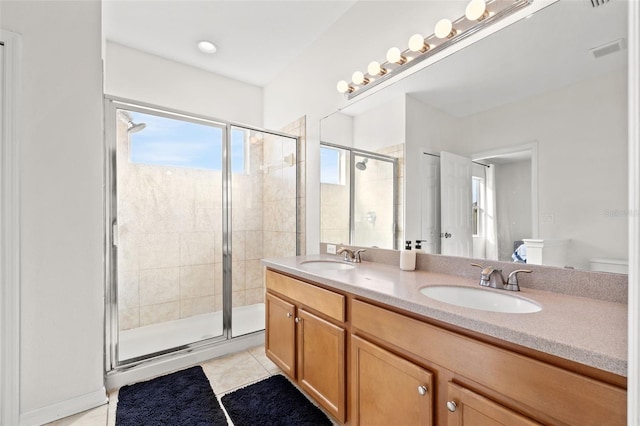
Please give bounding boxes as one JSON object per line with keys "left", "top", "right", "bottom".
{"left": 471, "top": 263, "right": 531, "bottom": 292}
{"left": 338, "top": 247, "right": 366, "bottom": 263}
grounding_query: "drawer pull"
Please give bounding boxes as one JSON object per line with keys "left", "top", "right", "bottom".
{"left": 295, "top": 317, "right": 301, "bottom": 323}
{"left": 446, "top": 401, "right": 457, "bottom": 412}
{"left": 286, "top": 312, "right": 292, "bottom": 318}
{"left": 417, "top": 385, "right": 428, "bottom": 396}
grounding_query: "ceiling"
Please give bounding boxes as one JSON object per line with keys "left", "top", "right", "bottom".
{"left": 102, "top": 0, "right": 356, "bottom": 87}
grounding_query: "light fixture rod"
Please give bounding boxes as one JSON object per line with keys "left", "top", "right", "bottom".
{"left": 345, "top": 0, "right": 533, "bottom": 100}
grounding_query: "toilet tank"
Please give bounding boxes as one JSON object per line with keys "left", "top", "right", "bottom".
{"left": 589, "top": 258, "right": 628, "bottom": 274}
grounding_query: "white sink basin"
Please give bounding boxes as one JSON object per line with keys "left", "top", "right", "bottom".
{"left": 298, "top": 260, "right": 356, "bottom": 271}
{"left": 420, "top": 285, "right": 541, "bottom": 314}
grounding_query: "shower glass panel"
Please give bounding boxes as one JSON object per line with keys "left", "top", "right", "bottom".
{"left": 114, "top": 108, "right": 226, "bottom": 363}
{"left": 352, "top": 154, "right": 396, "bottom": 249}
{"left": 231, "top": 126, "right": 298, "bottom": 337}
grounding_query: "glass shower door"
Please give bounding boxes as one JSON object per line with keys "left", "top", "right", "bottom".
{"left": 231, "top": 126, "right": 298, "bottom": 337}
{"left": 113, "top": 107, "right": 225, "bottom": 363}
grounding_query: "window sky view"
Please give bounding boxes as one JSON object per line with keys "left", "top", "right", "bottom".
{"left": 128, "top": 110, "right": 245, "bottom": 173}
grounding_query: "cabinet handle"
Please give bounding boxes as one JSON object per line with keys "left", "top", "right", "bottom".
{"left": 417, "top": 385, "right": 428, "bottom": 396}
{"left": 286, "top": 312, "right": 292, "bottom": 318}
{"left": 295, "top": 317, "right": 301, "bottom": 323}
{"left": 446, "top": 401, "right": 457, "bottom": 412}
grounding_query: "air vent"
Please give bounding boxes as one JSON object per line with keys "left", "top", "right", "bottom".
{"left": 589, "top": 38, "right": 627, "bottom": 59}
{"left": 590, "top": 0, "right": 610, "bottom": 7}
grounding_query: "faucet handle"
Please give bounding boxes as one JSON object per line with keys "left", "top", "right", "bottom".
{"left": 337, "top": 247, "right": 354, "bottom": 261}
{"left": 353, "top": 249, "right": 366, "bottom": 263}
{"left": 470, "top": 262, "right": 484, "bottom": 269}
{"left": 505, "top": 269, "right": 532, "bottom": 291}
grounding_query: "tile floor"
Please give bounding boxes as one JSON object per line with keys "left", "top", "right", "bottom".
{"left": 45, "top": 345, "right": 325, "bottom": 426}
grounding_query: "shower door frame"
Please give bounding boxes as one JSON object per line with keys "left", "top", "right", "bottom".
{"left": 104, "top": 97, "right": 300, "bottom": 371}
{"left": 321, "top": 142, "right": 398, "bottom": 250}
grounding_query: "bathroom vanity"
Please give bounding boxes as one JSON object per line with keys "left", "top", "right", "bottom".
{"left": 262, "top": 255, "right": 627, "bottom": 425}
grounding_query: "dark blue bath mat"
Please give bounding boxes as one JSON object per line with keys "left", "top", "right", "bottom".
{"left": 116, "top": 365, "right": 227, "bottom": 425}
{"left": 221, "top": 374, "right": 332, "bottom": 426}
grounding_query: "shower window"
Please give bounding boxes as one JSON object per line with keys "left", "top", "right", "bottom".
{"left": 127, "top": 111, "right": 247, "bottom": 174}
{"left": 320, "top": 146, "right": 346, "bottom": 185}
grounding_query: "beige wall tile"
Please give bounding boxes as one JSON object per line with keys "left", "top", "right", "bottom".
{"left": 117, "top": 270, "right": 139, "bottom": 309}
{"left": 180, "top": 264, "right": 215, "bottom": 298}
{"left": 232, "top": 261, "right": 246, "bottom": 292}
{"left": 245, "top": 260, "right": 263, "bottom": 290}
{"left": 180, "top": 231, "right": 216, "bottom": 265}
{"left": 180, "top": 296, "right": 216, "bottom": 318}
{"left": 118, "top": 308, "right": 139, "bottom": 331}
{"left": 139, "top": 267, "right": 180, "bottom": 306}
{"left": 245, "top": 288, "right": 265, "bottom": 305}
{"left": 138, "top": 232, "right": 180, "bottom": 269}
{"left": 139, "top": 301, "right": 180, "bottom": 327}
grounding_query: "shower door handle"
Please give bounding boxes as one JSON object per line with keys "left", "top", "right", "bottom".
{"left": 112, "top": 220, "right": 118, "bottom": 247}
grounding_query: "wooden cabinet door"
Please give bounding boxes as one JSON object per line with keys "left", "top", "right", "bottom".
{"left": 297, "top": 309, "right": 346, "bottom": 423}
{"left": 446, "top": 382, "right": 540, "bottom": 426}
{"left": 351, "top": 335, "right": 433, "bottom": 426}
{"left": 265, "top": 293, "right": 296, "bottom": 377}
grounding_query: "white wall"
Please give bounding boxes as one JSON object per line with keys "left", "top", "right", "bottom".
{"left": 460, "top": 69, "right": 627, "bottom": 269}
{"left": 105, "top": 42, "right": 263, "bottom": 126}
{"left": 352, "top": 96, "right": 405, "bottom": 151}
{"left": 0, "top": 0, "right": 106, "bottom": 423}
{"left": 264, "top": 1, "right": 472, "bottom": 254}
{"left": 494, "top": 160, "right": 532, "bottom": 261}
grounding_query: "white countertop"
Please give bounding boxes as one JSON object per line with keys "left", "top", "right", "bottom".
{"left": 262, "top": 254, "right": 627, "bottom": 377}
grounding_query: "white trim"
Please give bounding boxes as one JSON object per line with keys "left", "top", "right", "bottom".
{"left": 0, "top": 29, "right": 21, "bottom": 426}
{"left": 19, "top": 388, "right": 108, "bottom": 426}
{"left": 628, "top": 1, "right": 639, "bottom": 423}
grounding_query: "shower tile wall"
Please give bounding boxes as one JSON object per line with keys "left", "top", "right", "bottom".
{"left": 116, "top": 117, "right": 300, "bottom": 331}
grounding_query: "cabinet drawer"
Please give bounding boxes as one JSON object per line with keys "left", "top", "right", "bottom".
{"left": 352, "top": 299, "right": 626, "bottom": 425}
{"left": 266, "top": 270, "right": 345, "bottom": 322}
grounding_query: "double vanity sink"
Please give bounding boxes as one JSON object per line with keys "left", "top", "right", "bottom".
{"left": 300, "top": 258, "right": 541, "bottom": 314}
{"left": 266, "top": 254, "right": 627, "bottom": 376}
{"left": 263, "top": 254, "right": 627, "bottom": 425}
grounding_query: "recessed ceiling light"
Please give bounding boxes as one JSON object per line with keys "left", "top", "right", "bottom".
{"left": 197, "top": 40, "right": 217, "bottom": 54}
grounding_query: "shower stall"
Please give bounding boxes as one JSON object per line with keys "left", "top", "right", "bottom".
{"left": 320, "top": 143, "right": 398, "bottom": 249}
{"left": 104, "top": 99, "right": 299, "bottom": 369}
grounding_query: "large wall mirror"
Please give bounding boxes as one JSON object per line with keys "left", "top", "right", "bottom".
{"left": 320, "top": 0, "right": 628, "bottom": 273}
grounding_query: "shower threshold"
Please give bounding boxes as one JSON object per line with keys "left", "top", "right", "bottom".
{"left": 118, "top": 303, "right": 265, "bottom": 362}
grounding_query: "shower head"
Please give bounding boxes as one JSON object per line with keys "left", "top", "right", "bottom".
{"left": 127, "top": 121, "right": 146, "bottom": 133}
{"left": 356, "top": 158, "right": 368, "bottom": 171}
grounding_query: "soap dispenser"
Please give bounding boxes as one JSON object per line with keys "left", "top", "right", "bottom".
{"left": 400, "top": 240, "right": 416, "bottom": 271}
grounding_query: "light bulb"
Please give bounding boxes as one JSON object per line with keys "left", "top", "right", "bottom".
{"left": 386, "top": 47, "right": 407, "bottom": 65}
{"left": 336, "top": 80, "right": 353, "bottom": 94}
{"left": 197, "top": 40, "right": 217, "bottom": 53}
{"left": 408, "top": 34, "right": 429, "bottom": 53}
{"left": 352, "top": 71, "right": 369, "bottom": 85}
{"left": 434, "top": 19, "right": 456, "bottom": 39}
{"left": 466, "top": 0, "right": 488, "bottom": 21}
{"left": 368, "top": 61, "right": 387, "bottom": 76}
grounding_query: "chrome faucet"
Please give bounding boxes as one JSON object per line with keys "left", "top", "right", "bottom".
{"left": 338, "top": 247, "right": 366, "bottom": 263}
{"left": 471, "top": 263, "right": 532, "bottom": 291}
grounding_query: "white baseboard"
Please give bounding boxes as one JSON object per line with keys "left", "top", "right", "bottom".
{"left": 20, "top": 388, "right": 108, "bottom": 426}
{"left": 106, "top": 331, "right": 264, "bottom": 391}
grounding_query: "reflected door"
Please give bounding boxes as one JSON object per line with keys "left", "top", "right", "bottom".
{"left": 440, "top": 151, "right": 473, "bottom": 257}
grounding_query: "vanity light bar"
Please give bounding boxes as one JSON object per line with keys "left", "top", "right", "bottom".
{"left": 337, "top": 0, "right": 533, "bottom": 100}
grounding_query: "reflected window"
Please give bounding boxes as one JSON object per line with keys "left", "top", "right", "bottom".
{"left": 320, "top": 146, "right": 346, "bottom": 184}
